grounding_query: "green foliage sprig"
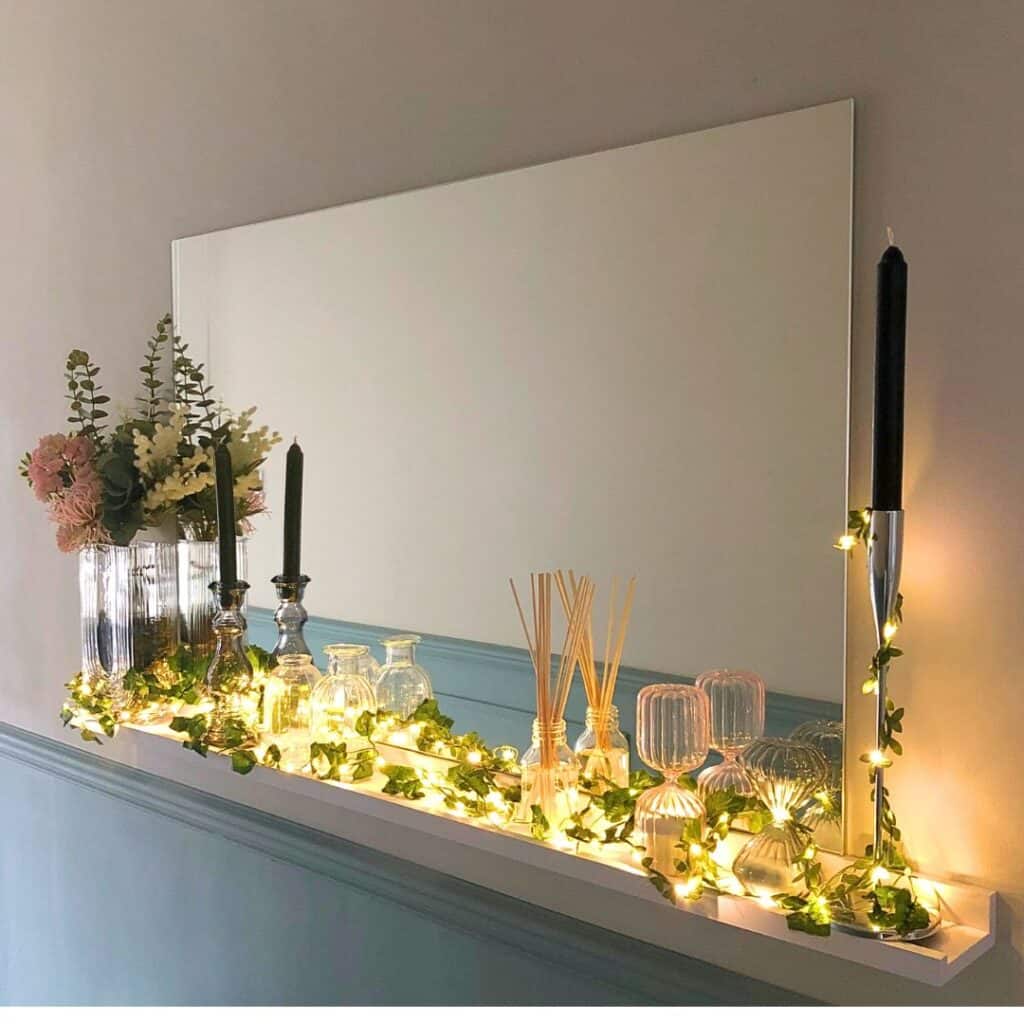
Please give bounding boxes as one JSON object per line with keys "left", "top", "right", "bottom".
{"left": 137, "top": 315, "right": 171, "bottom": 422}
{"left": 64, "top": 350, "right": 110, "bottom": 446}
{"left": 171, "top": 329, "right": 221, "bottom": 445}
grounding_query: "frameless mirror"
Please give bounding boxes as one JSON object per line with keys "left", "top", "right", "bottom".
{"left": 173, "top": 99, "right": 853, "bottom": 846}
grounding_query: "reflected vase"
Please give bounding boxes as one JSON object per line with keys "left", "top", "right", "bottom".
{"left": 177, "top": 537, "right": 248, "bottom": 656}
{"left": 695, "top": 669, "right": 765, "bottom": 803}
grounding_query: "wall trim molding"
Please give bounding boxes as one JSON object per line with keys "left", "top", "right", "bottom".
{"left": 0, "top": 721, "right": 810, "bottom": 1006}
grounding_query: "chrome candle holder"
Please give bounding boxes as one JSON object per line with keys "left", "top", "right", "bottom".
{"left": 270, "top": 574, "right": 312, "bottom": 659}
{"left": 836, "top": 508, "right": 940, "bottom": 942}
{"left": 867, "top": 509, "right": 903, "bottom": 859}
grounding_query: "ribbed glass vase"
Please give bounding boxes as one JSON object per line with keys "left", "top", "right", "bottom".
{"left": 177, "top": 537, "right": 248, "bottom": 655}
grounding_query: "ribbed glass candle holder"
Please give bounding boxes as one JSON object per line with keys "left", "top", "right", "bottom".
{"left": 695, "top": 669, "right": 765, "bottom": 802}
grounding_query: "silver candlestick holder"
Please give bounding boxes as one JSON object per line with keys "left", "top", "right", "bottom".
{"left": 271, "top": 574, "right": 312, "bottom": 660}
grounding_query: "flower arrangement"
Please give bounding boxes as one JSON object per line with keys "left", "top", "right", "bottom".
{"left": 20, "top": 315, "right": 280, "bottom": 550}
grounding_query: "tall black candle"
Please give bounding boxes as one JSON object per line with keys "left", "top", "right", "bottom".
{"left": 214, "top": 444, "right": 238, "bottom": 591}
{"left": 871, "top": 234, "right": 908, "bottom": 511}
{"left": 282, "top": 439, "right": 304, "bottom": 579}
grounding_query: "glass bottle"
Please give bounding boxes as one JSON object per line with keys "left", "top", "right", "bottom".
{"left": 516, "top": 718, "right": 579, "bottom": 831}
{"left": 177, "top": 536, "right": 248, "bottom": 656}
{"left": 695, "top": 669, "right": 765, "bottom": 802}
{"left": 731, "top": 738, "right": 828, "bottom": 897}
{"left": 270, "top": 574, "right": 312, "bottom": 659}
{"left": 326, "top": 642, "right": 381, "bottom": 693}
{"left": 634, "top": 684, "right": 710, "bottom": 875}
{"left": 262, "top": 653, "right": 320, "bottom": 771}
{"left": 311, "top": 644, "right": 378, "bottom": 746}
{"left": 204, "top": 581, "right": 259, "bottom": 747}
{"left": 574, "top": 704, "right": 630, "bottom": 790}
{"left": 375, "top": 634, "right": 432, "bottom": 719}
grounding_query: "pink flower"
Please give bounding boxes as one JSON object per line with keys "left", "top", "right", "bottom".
{"left": 26, "top": 431, "right": 108, "bottom": 552}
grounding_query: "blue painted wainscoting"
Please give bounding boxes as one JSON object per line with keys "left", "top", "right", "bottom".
{"left": 248, "top": 608, "right": 842, "bottom": 767}
{"left": 0, "top": 724, "right": 813, "bottom": 1005}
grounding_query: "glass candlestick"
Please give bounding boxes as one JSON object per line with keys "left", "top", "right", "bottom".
{"left": 695, "top": 669, "right": 765, "bottom": 802}
{"left": 574, "top": 704, "right": 630, "bottom": 790}
{"left": 731, "top": 738, "right": 828, "bottom": 897}
{"left": 634, "top": 684, "right": 710, "bottom": 876}
{"left": 375, "top": 634, "right": 433, "bottom": 719}
{"left": 204, "top": 581, "right": 259, "bottom": 747}
{"left": 270, "top": 574, "right": 312, "bottom": 659}
{"left": 262, "top": 653, "right": 320, "bottom": 771}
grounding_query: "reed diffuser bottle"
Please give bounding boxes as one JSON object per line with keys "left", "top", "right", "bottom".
{"left": 563, "top": 574, "right": 636, "bottom": 791}
{"left": 511, "top": 572, "right": 594, "bottom": 832}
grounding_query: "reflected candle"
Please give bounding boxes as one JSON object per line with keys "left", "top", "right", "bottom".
{"left": 871, "top": 234, "right": 908, "bottom": 511}
{"left": 214, "top": 445, "right": 237, "bottom": 596}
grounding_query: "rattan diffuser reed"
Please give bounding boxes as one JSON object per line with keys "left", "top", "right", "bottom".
{"left": 556, "top": 571, "right": 636, "bottom": 749}
{"left": 510, "top": 572, "right": 594, "bottom": 770}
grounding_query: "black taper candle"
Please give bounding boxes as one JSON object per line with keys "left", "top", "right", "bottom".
{"left": 214, "top": 444, "right": 238, "bottom": 593}
{"left": 871, "top": 235, "right": 908, "bottom": 511}
{"left": 282, "top": 439, "right": 304, "bottom": 579}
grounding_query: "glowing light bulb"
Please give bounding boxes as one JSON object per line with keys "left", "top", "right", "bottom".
{"left": 674, "top": 877, "right": 701, "bottom": 899}
{"left": 870, "top": 865, "right": 892, "bottom": 885}
{"left": 758, "top": 894, "right": 777, "bottom": 910}
{"left": 390, "top": 730, "right": 410, "bottom": 747}
{"left": 883, "top": 621, "right": 898, "bottom": 641}
{"left": 466, "top": 750, "right": 482, "bottom": 766}
{"left": 717, "top": 812, "right": 730, "bottom": 826}
{"left": 803, "top": 845, "right": 816, "bottom": 860}
{"left": 689, "top": 842, "right": 704, "bottom": 858}
{"left": 409, "top": 722, "right": 422, "bottom": 736}
{"left": 771, "top": 806, "right": 791, "bottom": 825}
{"left": 868, "top": 749, "right": 886, "bottom": 766}
{"left": 835, "top": 534, "right": 857, "bottom": 552}
{"left": 374, "top": 755, "right": 386, "bottom": 768}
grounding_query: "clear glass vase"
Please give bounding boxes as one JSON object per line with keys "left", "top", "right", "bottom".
{"left": 311, "top": 644, "right": 378, "bottom": 746}
{"left": 203, "top": 582, "right": 259, "bottom": 747}
{"left": 634, "top": 684, "right": 710, "bottom": 875}
{"left": 375, "top": 634, "right": 432, "bottom": 719}
{"left": 732, "top": 738, "right": 829, "bottom": 897}
{"left": 262, "top": 653, "right": 320, "bottom": 771}
{"left": 177, "top": 537, "right": 248, "bottom": 656}
{"left": 695, "top": 669, "right": 765, "bottom": 802}
{"left": 574, "top": 704, "right": 630, "bottom": 790}
{"left": 78, "top": 542, "right": 179, "bottom": 715}
{"left": 516, "top": 718, "right": 579, "bottom": 831}
{"left": 325, "top": 642, "right": 381, "bottom": 693}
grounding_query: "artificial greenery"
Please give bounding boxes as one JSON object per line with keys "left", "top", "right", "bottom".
{"left": 64, "top": 350, "right": 110, "bottom": 445}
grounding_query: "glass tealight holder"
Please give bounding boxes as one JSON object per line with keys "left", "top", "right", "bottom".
{"left": 516, "top": 718, "right": 579, "bottom": 831}
{"left": 204, "top": 581, "right": 259, "bottom": 747}
{"left": 375, "top": 634, "right": 432, "bottom": 719}
{"left": 695, "top": 669, "right": 765, "bottom": 802}
{"left": 732, "top": 738, "right": 828, "bottom": 898}
{"left": 262, "top": 653, "right": 320, "bottom": 771}
{"left": 634, "top": 684, "right": 710, "bottom": 876}
{"left": 574, "top": 704, "right": 630, "bottom": 790}
{"left": 311, "top": 644, "right": 378, "bottom": 747}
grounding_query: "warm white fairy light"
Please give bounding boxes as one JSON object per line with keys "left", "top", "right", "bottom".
{"left": 674, "top": 877, "right": 701, "bottom": 899}
{"left": 466, "top": 750, "right": 482, "bottom": 765}
{"left": 835, "top": 533, "right": 858, "bottom": 552}
{"left": 870, "top": 865, "right": 892, "bottom": 885}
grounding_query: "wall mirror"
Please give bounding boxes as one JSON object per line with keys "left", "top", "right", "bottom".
{"left": 173, "top": 99, "right": 853, "bottom": 848}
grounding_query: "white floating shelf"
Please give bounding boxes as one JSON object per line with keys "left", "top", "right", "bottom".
{"left": 124, "top": 722, "right": 993, "bottom": 988}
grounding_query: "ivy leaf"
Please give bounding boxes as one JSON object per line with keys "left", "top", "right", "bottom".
{"left": 787, "top": 911, "right": 831, "bottom": 937}
{"left": 231, "top": 749, "right": 257, "bottom": 775}
{"left": 529, "top": 805, "right": 550, "bottom": 840}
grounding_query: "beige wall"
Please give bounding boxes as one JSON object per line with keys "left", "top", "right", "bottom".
{"left": 2, "top": 0, "right": 1021, "bottom": 1003}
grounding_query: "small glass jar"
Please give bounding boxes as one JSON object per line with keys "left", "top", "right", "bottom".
{"left": 326, "top": 642, "right": 381, "bottom": 692}
{"left": 516, "top": 718, "right": 579, "bottom": 830}
{"left": 732, "top": 738, "right": 828, "bottom": 897}
{"left": 262, "top": 653, "right": 320, "bottom": 771}
{"left": 311, "top": 644, "right": 378, "bottom": 746}
{"left": 574, "top": 704, "right": 630, "bottom": 790}
{"left": 375, "top": 634, "right": 432, "bottom": 719}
